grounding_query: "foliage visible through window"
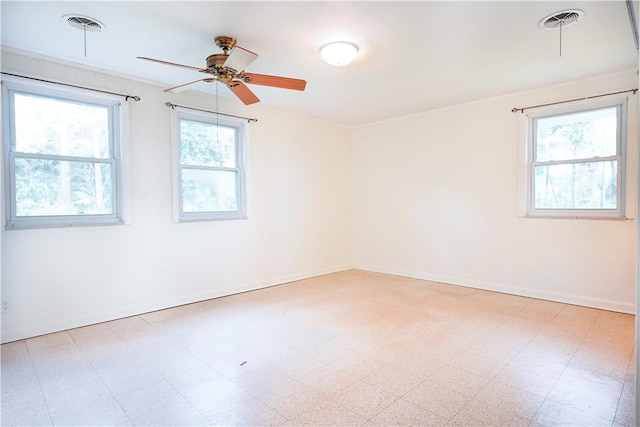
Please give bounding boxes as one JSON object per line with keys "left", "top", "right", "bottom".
{"left": 3, "top": 79, "right": 123, "bottom": 228}
{"left": 175, "top": 111, "right": 246, "bottom": 220}
{"left": 526, "top": 99, "right": 626, "bottom": 218}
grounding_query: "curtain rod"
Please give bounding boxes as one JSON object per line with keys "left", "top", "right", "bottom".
{"left": 511, "top": 88, "right": 637, "bottom": 113}
{"left": 165, "top": 102, "right": 258, "bottom": 123}
{"left": 0, "top": 72, "right": 141, "bottom": 101}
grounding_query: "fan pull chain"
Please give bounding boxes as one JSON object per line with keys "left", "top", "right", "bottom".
{"left": 216, "top": 81, "right": 220, "bottom": 144}
{"left": 83, "top": 24, "right": 87, "bottom": 57}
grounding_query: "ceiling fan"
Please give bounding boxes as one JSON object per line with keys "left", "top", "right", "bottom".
{"left": 138, "top": 36, "right": 307, "bottom": 105}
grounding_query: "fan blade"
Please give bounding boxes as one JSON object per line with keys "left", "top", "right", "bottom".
{"left": 137, "top": 56, "right": 209, "bottom": 73}
{"left": 165, "top": 78, "right": 215, "bottom": 93}
{"left": 241, "top": 73, "right": 306, "bottom": 91}
{"left": 223, "top": 46, "right": 258, "bottom": 73}
{"left": 228, "top": 81, "right": 260, "bottom": 105}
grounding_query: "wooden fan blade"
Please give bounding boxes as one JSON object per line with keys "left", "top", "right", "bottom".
{"left": 165, "top": 78, "right": 215, "bottom": 93}
{"left": 223, "top": 46, "right": 258, "bottom": 73}
{"left": 241, "top": 73, "right": 306, "bottom": 91}
{"left": 228, "top": 81, "right": 260, "bottom": 105}
{"left": 137, "top": 56, "right": 209, "bottom": 73}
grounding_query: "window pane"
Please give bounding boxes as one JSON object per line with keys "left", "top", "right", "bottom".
{"left": 534, "top": 160, "right": 617, "bottom": 209}
{"left": 182, "top": 168, "right": 238, "bottom": 212}
{"left": 535, "top": 107, "right": 617, "bottom": 162}
{"left": 14, "top": 93, "right": 111, "bottom": 158}
{"left": 180, "top": 119, "right": 236, "bottom": 167}
{"left": 15, "top": 158, "right": 113, "bottom": 216}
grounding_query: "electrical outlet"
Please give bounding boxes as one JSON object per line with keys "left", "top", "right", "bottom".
{"left": 2, "top": 301, "right": 9, "bottom": 313}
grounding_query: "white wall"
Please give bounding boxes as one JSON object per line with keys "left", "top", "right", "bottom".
{"left": 0, "top": 51, "right": 354, "bottom": 343}
{"left": 353, "top": 70, "right": 638, "bottom": 313}
{"left": 1, "top": 51, "right": 636, "bottom": 343}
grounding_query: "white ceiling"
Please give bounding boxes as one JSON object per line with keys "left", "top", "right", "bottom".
{"left": 1, "top": 1, "right": 637, "bottom": 126}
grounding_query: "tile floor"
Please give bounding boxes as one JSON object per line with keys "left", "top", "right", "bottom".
{"left": 1, "top": 270, "right": 636, "bottom": 426}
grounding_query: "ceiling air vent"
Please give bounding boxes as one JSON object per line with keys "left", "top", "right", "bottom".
{"left": 539, "top": 10, "right": 584, "bottom": 29}
{"left": 63, "top": 15, "right": 105, "bottom": 31}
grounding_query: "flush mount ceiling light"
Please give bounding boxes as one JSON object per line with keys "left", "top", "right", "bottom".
{"left": 320, "top": 41, "right": 359, "bottom": 66}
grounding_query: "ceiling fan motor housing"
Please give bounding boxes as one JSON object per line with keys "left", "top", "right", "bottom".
{"left": 206, "top": 53, "right": 229, "bottom": 72}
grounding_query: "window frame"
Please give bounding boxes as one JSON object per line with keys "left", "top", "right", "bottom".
{"left": 2, "top": 75, "right": 130, "bottom": 229}
{"left": 520, "top": 94, "right": 632, "bottom": 220}
{"left": 170, "top": 107, "right": 248, "bottom": 222}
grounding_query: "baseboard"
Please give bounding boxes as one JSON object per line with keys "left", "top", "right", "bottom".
{"left": 4, "top": 262, "right": 632, "bottom": 343}
{"left": 355, "top": 264, "right": 635, "bottom": 314}
{"left": 0, "top": 264, "right": 352, "bottom": 343}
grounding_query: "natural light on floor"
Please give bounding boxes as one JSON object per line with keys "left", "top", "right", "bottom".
{"left": 1, "top": 270, "right": 634, "bottom": 426}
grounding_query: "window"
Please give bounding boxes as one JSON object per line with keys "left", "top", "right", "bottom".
{"left": 171, "top": 108, "right": 247, "bottom": 221}
{"left": 2, "top": 77, "right": 129, "bottom": 229}
{"left": 521, "top": 95, "right": 631, "bottom": 219}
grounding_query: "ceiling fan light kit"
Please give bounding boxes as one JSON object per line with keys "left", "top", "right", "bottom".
{"left": 138, "top": 35, "right": 307, "bottom": 105}
{"left": 320, "top": 41, "right": 359, "bottom": 66}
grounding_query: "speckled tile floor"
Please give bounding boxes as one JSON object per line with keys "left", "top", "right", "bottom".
{"left": 1, "top": 270, "right": 636, "bottom": 426}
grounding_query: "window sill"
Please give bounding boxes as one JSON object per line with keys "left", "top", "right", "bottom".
{"left": 177, "top": 214, "right": 249, "bottom": 223}
{"left": 5, "top": 219, "right": 125, "bottom": 230}
{"left": 522, "top": 214, "right": 629, "bottom": 221}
